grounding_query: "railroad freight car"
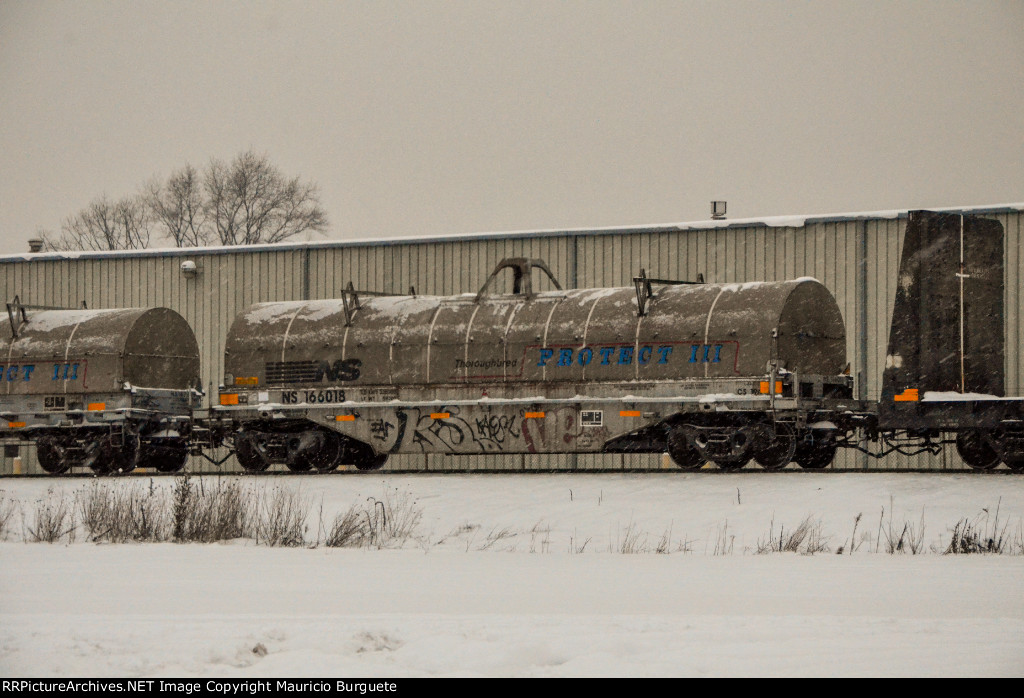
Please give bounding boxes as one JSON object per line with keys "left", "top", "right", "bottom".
{"left": 877, "top": 210, "right": 1024, "bottom": 470}
{"left": 9, "top": 208, "right": 1022, "bottom": 475}
{"left": 0, "top": 302, "right": 201, "bottom": 473}
{"left": 213, "top": 258, "right": 857, "bottom": 472}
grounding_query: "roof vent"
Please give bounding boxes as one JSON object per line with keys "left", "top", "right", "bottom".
{"left": 711, "top": 201, "right": 727, "bottom": 220}
{"left": 28, "top": 239, "right": 44, "bottom": 253}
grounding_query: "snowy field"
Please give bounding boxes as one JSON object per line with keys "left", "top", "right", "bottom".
{"left": 1, "top": 471, "right": 1023, "bottom": 677}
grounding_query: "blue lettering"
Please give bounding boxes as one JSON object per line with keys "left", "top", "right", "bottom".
{"left": 638, "top": 346, "right": 652, "bottom": 364}
{"left": 657, "top": 346, "right": 673, "bottom": 364}
{"left": 537, "top": 349, "right": 554, "bottom": 367}
{"left": 52, "top": 364, "right": 61, "bottom": 381}
{"left": 22, "top": 365, "right": 34, "bottom": 381}
{"left": 70, "top": 364, "right": 78, "bottom": 380}
{"left": 713, "top": 345, "right": 722, "bottom": 363}
{"left": 577, "top": 347, "right": 593, "bottom": 366}
{"left": 689, "top": 345, "right": 699, "bottom": 363}
{"left": 702, "top": 345, "right": 711, "bottom": 362}
{"left": 6, "top": 366, "right": 17, "bottom": 382}
{"left": 599, "top": 347, "right": 615, "bottom": 365}
{"left": 618, "top": 347, "right": 634, "bottom": 365}
{"left": 557, "top": 348, "right": 573, "bottom": 366}
{"left": 63, "top": 364, "right": 70, "bottom": 380}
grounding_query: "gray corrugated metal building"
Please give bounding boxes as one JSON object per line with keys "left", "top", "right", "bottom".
{"left": 2, "top": 203, "right": 1021, "bottom": 474}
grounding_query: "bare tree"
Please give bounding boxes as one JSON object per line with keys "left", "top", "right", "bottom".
{"left": 146, "top": 164, "right": 210, "bottom": 247}
{"left": 204, "top": 150, "right": 328, "bottom": 245}
{"left": 40, "top": 150, "right": 327, "bottom": 251}
{"left": 42, "top": 195, "right": 152, "bottom": 251}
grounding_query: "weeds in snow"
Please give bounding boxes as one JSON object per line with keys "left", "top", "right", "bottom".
{"left": 528, "top": 521, "right": 551, "bottom": 553}
{"left": 363, "top": 487, "right": 423, "bottom": 549}
{"left": 324, "top": 506, "right": 369, "bottom": 548}
{"left": 712, "top": 520, "right": 734, "bottom": 556}
{"left": 614, "top": 519, "right": 648, "bottom": 554}
{"left": 0, "top": 493, "right": 18, "bottom": 541}
{"left": 25, "top": 490, "right": 75, "bottom": 543}
{"left": 655, "top": 524, "right": 673, "bottom": 554}
{"left": 6, "top": 483, "right": 1024, "bottom": 557}
{"left": 171, "top": 474, "right": 195, "bottom": 542}
{"left": 875, "top": 498, "right": 926, "bottom": 554}
{"left": 475, "top": 526, "right": 517, "bottom": 551}
{"left": 174, "top": 477, "right": 254, "bottom": 543}
{"left": 569, "top": 529, "right": 591, "bottom": 554}
{"left": 79, "top": 482, "right": 169, "bottom": 543}
{"left": 836, "top": 513, "right": 864, "bottom": 555}
{"left": 255, "top": 487, "right": 309, "bottom": 547}
{"left": 322, "top": 487, "right": 423, "bottom": 549}
{"left": 757, "top": 515, "right": 831, "bottom": 555}
{"left": 944, "top": 500, "right": 1013, "bottom": 555}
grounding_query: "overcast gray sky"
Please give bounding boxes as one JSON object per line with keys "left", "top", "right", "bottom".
{"left": 1, "top": 0, "right": 1021, "bottom": 255}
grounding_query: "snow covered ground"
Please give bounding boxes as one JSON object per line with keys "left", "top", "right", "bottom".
{"left": 1, "top": 471, "right": 1023, "bottom": 677}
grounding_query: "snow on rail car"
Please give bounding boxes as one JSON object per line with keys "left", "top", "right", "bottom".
{"left": 0, "top": 301, "right": 201, "bottom": 474}
{"left": 213, "top": 258, "right": 857, "bottom": 472}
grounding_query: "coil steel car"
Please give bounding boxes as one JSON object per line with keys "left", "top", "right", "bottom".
{"left": 0, "top": 305, "right": 200, "bottom": 473}
{"left": 214, "top": 259, "right": 854, "bottom": 472}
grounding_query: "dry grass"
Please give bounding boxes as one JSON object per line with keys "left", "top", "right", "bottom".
{"left": 528, "top": 521, "right": 552, "bottom": 553}
{"left": 364, "top": 487, "right": 424, "bottom": 549}
{"left": 6, "top": 485, "right": 1024, "bottom": 558}
{"left": 836, "top": 513, "right": 864, "bottom": 555}
{"left": 655, "top": 524, "right": 673, "bottom": 554}
{"left": 173, "top": 477, "right": 254, "bottom": 543}
{"left": 757, "top": 515, "right": 831, "bottom": 555}
{"left": 568, "top": 529, "right": 591, "bottom": 554}
{"left": 255, "top": 487, "right": 309, "bottom": 547}
{"left": 712, "top": 520, "right": 735, "bottom": 556}
{"left": 873, "top": 499, "right": 926, "bottom": 555}
{"left": 79, "top": 481, "right": 169, "bottom": 543}
{"left": 944, "top": 500, "right": 1014, "bottom": 555}
{"left": 25, "top": 489, "right": 75, "bottom": 543}
{"left": 323, "top": 487, "right": 424, "bottom": 549}
{"left": 0, "top": 493, "right": 18, "bottom": 541}
{"left": 475, "top": 526, "right": 517, "bottom": 551}
{"left": 614, "top": 519, "right": 648, "bottom": 554}
{"left": 324, "top": 506, "right": 369, "bottom": 548}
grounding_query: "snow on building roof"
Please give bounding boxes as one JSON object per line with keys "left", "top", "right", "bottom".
{"left": 3, "top": 202, "right": 1022, "bottom": 263}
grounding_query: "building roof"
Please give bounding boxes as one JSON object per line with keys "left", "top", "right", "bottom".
{"left": 3, "top": 202, "right": 1023, "bottom": 263}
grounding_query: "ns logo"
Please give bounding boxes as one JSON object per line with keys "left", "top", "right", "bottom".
{"left": 267, "top": 358, "right": 362, "bottom": 384}
{"left": 315, "top": 359, "right": 361, "bottom": 382}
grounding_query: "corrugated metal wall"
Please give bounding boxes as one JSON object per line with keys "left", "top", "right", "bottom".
{"left": 2, "top": 208, "right": 1020, "bottom": 474}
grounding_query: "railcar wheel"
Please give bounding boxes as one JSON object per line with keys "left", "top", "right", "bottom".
{"left": 285, "top": 430, "right": 344, "bottom": 473}
{"left": 235, "top": 433, "right": 272, "bottom": 473}
{"left": 753, "top": 423, "right": 797, "bottom": 471}
{"left": 667, "top": 429, "right": 704, "bottom": 471}
{"left": 284, "top": 434, "right": 313, "bottom": 471}
{"left": 353, "top": 452, "right": 389, "bottom": 472}
{"left": 1004, "top": 458, "right": 1024, "bottom": 472}
{"left": 311, "top": 432, "right": 344, "bottom": 473}
{"left": 36, "top": 437, "right": 71, "bottom": 475}
{"left": 794, "top": 442, "right": 837, "bottom": 470}
{"left": 91, "top": 433, "right": 140, "bottom": 475}
{"left": 956, "top": 431, "right": 1000, "bottom": 471}
{"left": 142, "top": 444, "right": 189, "bottom": 473}
{"left": 715, "top": 458, "right": 750, "bottom": 471}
